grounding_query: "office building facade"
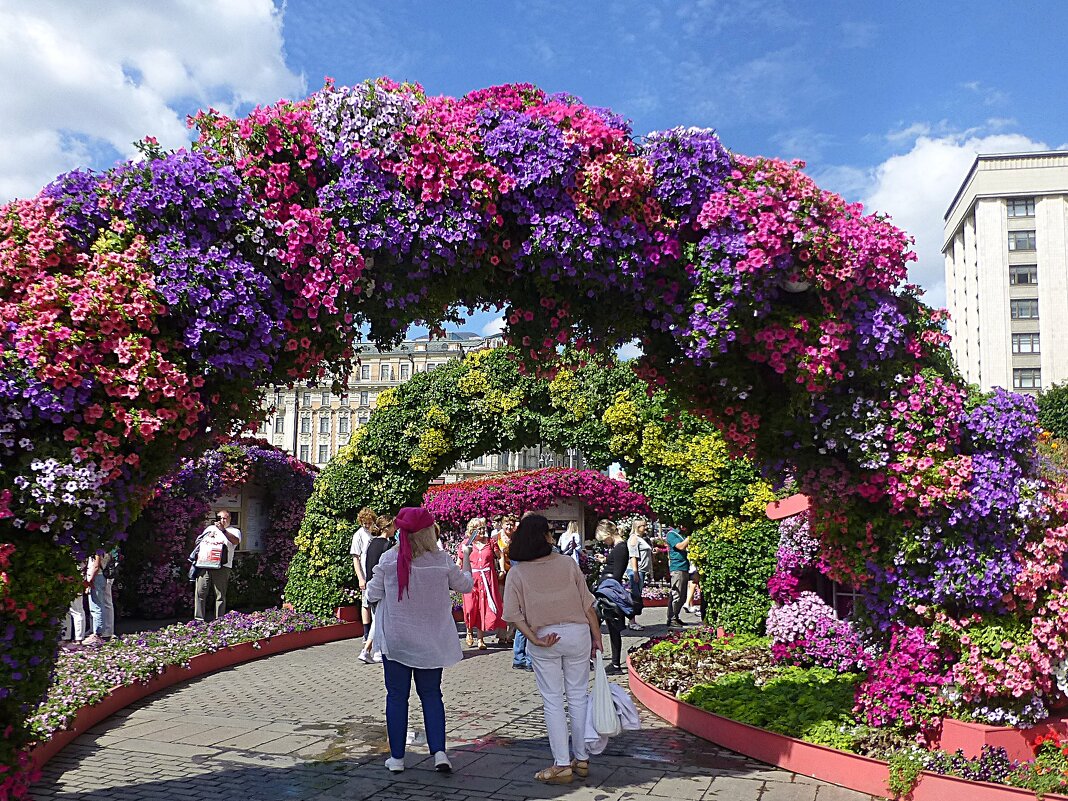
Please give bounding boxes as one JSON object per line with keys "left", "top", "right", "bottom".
{"left": 943, "top": 151, "right": 1068, "bottom": 394}
{"left": 258, "top": 331, "right": 583, "bottom": 478}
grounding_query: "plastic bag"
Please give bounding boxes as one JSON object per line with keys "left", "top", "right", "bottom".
{"left": 194, "top": 537, "right": 226, "bottom": 569}
{"left": 592, "top": 657, "right": 622, "bottom": 737}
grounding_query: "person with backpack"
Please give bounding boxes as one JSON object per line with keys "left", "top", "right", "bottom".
{"left": 100, "top": 546, "right": 119, "bottom": 639}
{"left": 193, "top": 510, "right": 241, "bottom": 622}
{"left": 557, "top": 521, "right": 582, "bottom": 565}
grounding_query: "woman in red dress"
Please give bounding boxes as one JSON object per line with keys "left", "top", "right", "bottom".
{"left": 457, "top": 517, "right": 505, "bottom": 649}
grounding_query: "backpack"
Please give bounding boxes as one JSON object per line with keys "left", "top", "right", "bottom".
{"left": 102, "top": 548, "right": 120, "bottom": 580}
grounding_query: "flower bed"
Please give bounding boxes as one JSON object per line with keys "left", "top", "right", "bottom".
{"left": 28, "top": 609, "right": 350, "bottom": 757}
{"left": 630, "top": 631, "right": 1068, "bottom": 798}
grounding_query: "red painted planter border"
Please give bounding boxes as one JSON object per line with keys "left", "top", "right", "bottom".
{"left": 29, "top": 621, "right": 363, "bottom": 771}
{"left": 628, "top": 659, "right": 1068, "bottom": 801}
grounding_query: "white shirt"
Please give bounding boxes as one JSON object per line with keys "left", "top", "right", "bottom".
{"left": 364, "top": 548, "right": 473, "bottom": 669}
{"left": 349, "top": 526, "right": 373, "bottom": 574}
{"left": 199, "top": 525, "right": 241, "bottom": 569}
{"left": 558, "top": 531, "right": 582, "bottom": 564}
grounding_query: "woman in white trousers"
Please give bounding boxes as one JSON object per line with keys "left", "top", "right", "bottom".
{"left": 503, "top": 514, "right": 603, "bottom": 785}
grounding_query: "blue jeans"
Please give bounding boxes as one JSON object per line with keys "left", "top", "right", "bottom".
{"left": 513, "top": 628, "right": 531, "bottom": 668}
{"left": 382, "top": 658, "right": 446, "bottom": 759}
{"left": 626, "top": 568, "right": 643, "bottom": 615}
{"left": 87, "top": 573, "right": 106, "bottom": 636}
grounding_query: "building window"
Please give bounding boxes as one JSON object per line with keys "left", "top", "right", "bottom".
{"left": 302, "top": 391, "right": 312, "bottom": 407}
{"left": 361, "top": 364, "right": 370, "bottom": 380}
{"left": 1007, "top": 197, "right": 1036, "bottom": 218}
{"left": 380, "top": 364, "right": 391, "bottom": 381}
{"left": 474, "top": 456, "right": 484, "bottom": 466}
{"left": 274, "top": 389, "right": 283, "bottom": 407}
{"left": 400, "top": 364, "right": 410, "bottom": 380}
{"left": 321, "top": 391, "right": 330, "bottom": 406}
{"left": 1008, "top": 230, "right": 1036, "bottom": 251}
{"left": 318, "top": 444, "right": 330, "bottom": 463}
{"left": 299, "top": 444, "right": 310, "bottom": 461}
{"left": 274, "top": 417, "right": 284, "bottom": 434}
{"left": 1012, "top": 333, "right": 1041, "bottom": 354}
{"left": 1013, "top": 368, "right": 1042, "bottom": 390}
{"left": 1009, "top": 264, "right": 1038, "bottom": 286}
{"left": 360, "top": 391, "right": 369, "bottom": 406}
{"left": 340, "top": 393, "right": 349, "bottom": 406}
{"left": 339, "top": 416, "right": 350, "bottom": 434}
{"left": 358, "top": 413, "right": 369, "bottom": 425}
{"left": 319, "top": 416, "right": 330, "bottom": 434}
{"left": 300, "top": 416, "right": 311, "bottom": 434}
{"left": 1010, "top": 298, "right": 1039, "bottom": 320}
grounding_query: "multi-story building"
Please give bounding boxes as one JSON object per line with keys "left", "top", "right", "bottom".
{"left": 943, "top": 151, "right": 1068, "bottom": 394}
{"left": 257, "top": 331, "right": 583, "bottom": 479}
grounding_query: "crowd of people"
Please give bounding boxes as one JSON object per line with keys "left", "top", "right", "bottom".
{"left": 354, "top": 502, "right": 696, "bottom": 783}
{"left": 62, "top": 496, "right": 694, "bottom": 784}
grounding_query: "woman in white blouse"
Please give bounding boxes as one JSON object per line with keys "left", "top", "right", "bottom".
{"left": 364, "top": 506, "right": 473, "bottom": 775}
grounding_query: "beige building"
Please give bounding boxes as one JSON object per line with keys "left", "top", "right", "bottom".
{"left": 943, "top": 151, "right": 1068, "bottom": 394}
{"left": 258, "top": 331, "right": 583, "bottom": 479}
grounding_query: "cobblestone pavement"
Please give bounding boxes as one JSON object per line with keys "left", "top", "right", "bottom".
{"left": 32, "top": 619, "right": 879, "bottom": 801}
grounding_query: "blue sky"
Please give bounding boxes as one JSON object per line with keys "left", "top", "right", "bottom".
{"left": 3, "top": 0, "right": 1066, "bottom": 336}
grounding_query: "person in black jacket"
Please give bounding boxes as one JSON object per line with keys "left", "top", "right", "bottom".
{"left": 358, "top": 514, "right": 396, "bottom": 664}
{"left": 593, "top": 520, "right": 629, "bottom": 674}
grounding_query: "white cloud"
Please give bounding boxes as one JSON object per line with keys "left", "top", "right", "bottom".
{"left": 822, "top": 126, "right": 1048, "bottom": 309}
{"left": 0, "top": 0, "right": 304, "bottom": 201}
{"left": 615, "top": 340, "right": 643, "bottom": 361}
{"left": 480, "top": 317, "right": 506, "bottom": 337}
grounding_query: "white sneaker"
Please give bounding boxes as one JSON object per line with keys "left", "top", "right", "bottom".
{"left": 434, "top": 751, "right": 452, "bottom": 773}
{"left": 357, "top": 650, "right": 372, "bottom": 664}
{"left": 385, "top": 756, "right": 405, "bottom": 773}
{"left": 372, "top": 652, "right": 383, "bottom": 663}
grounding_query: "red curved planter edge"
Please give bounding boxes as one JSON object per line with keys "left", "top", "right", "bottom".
{"left": 28, "top": 621, "right": 363, "bottom": 771}
{"left": 627, "top": 658, "right": 1068, "bottom": 801}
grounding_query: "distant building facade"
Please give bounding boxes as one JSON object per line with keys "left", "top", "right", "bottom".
{"left": 943, "top": 151, "right": 1068, "bottom": 394}
{"left": 257, "top": 331, "right": 583, "bottom": 478}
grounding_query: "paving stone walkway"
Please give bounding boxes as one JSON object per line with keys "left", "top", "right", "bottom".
{"left": 31, "top": 621, "right": 878, "bottom": 801}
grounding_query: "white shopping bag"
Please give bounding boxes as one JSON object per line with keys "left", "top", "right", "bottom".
{"left": 592, "top": 657, "right": 622, "bottom": 737}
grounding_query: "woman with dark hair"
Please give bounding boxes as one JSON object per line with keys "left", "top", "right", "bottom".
{"left": 503, "top": 515, "right": 604, "bottom": 785}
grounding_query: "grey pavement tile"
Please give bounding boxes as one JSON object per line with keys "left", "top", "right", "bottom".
{"left": 213, "top": 729, "right": 294, "bottom": 750}
{"left": 256, "top": 733, "right": 332, "bottom": 754}
{"left": 760, "top": 782, "right": 820, "bottom": 801}
{"left": 813, "top": 785, "right": 876, "bottom": 800}
{"left": 171, "top": 725, "right": 262, "bottom": 746}
{"left": 650, "top": 774, "right": 713, "bottom": 799}
{"left": 702, "top": 775, "right": 766, "bottom": 800}
{"left": 93, "top": 738, "right": 222, "bottom": 759}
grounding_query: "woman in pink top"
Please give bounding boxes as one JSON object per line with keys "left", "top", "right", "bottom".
{"left": 503, "top": 514, "right": 604, "bottom": 785}
{"left": 457, "top": 517, "right": 505, "bottom": 649}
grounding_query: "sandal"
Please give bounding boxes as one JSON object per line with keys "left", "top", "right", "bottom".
{"left": 477, "top": 639, "right": 487, "bottom": 650}
{"left": 534, "top": 765, "right": 573, "bottom": 785}
{"left": 571, "top": 759, "right": 589, "bottom": 778}
{"left": 466, "top": 633, "right": 474, "bottom": 648}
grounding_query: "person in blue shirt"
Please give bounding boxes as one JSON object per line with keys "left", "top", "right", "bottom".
{"left": 666, "top": 528, "right": 691, "bottom": 628}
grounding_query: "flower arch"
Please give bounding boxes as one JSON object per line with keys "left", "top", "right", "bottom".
{"left": 422, "top": 467, "right": 652, "bottom": 528}
{"left": 1, "top": 77, "right": 1064, "bottom": 795}
{"left": 284, "top": 346, "right": 775, "bottom": 617}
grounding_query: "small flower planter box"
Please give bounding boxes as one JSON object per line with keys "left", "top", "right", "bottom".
{"left": 334, "top": 605, "right": 363, "bottom": 625}
{"left": 938, "top": 714, "right": 1068, "bottom": 762}
{"left": 628, "top": 658, "right": 1068, "bottom": 801}
{"left": 30, "top": 621, "right": 362, "bottom": 771}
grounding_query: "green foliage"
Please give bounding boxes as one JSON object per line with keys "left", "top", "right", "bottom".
{"left": 692, "top": 518, "right": 779, "bottom": 634}
{"left": 285, "top": 346, "right": 778, "bottom": 621}
{"left": 886, "top": 748, "right": 928, "bottom": 798}
{"left": 1038, "top": 381, "right": 1068, "bottom": 440}
{"left": 681, "top": 666, "right": 861, "bottom": 741}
